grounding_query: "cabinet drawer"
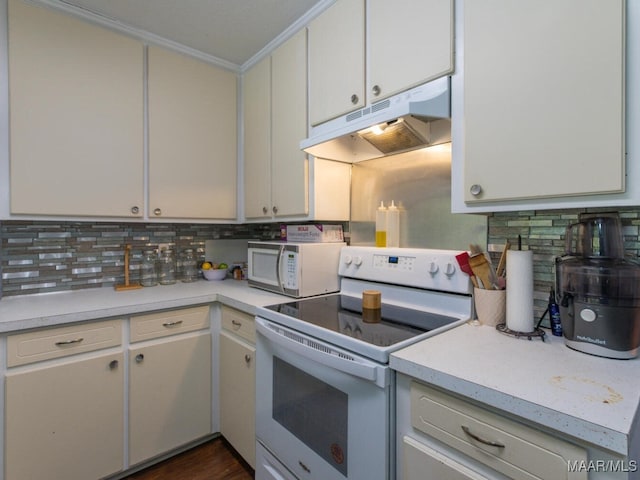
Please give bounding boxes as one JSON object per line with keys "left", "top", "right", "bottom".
{"left": 221, "top": 306, "right": 255, "bottom": 344}
{"left": 7, "top": 319, "right": 123, "bottom": 367}
{"left": 410, "top": 381, "right": 587, "bottom": 480}
{"left": 130, "top": 305, "right": 210, "bottom": 342}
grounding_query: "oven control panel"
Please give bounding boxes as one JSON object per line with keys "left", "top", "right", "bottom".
{"left": 339, "top": 247, "right": 471, "bottom": 294}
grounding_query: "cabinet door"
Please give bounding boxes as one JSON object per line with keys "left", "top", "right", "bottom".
{"left": 368, "top": 0, "right": 453, "bottom": 102}
{"left": 220, "top": 330, "right": 256, "bottom": 468}
{"left": 243, "top": 56, "right": 273, "bottom": 219}
{"left": 308, "top": 0, "right": 365, "bottom": 125}
{"left": 5, "top": 352, "right": 124, "bottom": 480}
{"left": 148, "top": 46, "right": 237, "bottom": 219}
{"left": 129, "top": 332, "right": 212, "bottom": 465}
{"left": 462, "top": 0, "right": 624, "bottom": 203}
{"left": 271, "top": 29, "right": 309, "bottom": 217}
{"left": 8, "top": 0, "right": 143, "bottom": 217}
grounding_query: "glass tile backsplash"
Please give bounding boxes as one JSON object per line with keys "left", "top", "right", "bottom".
{"left": 2, "top": 208, "right": 640, "bottom": 326}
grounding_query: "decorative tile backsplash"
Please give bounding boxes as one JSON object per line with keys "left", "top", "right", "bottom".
{"left": 0, "top": 221, "right": 284, "bottom": 296}
{"left": 487, "top": 207, "right": 640, "bottom": 323}
{"left": 2, "top": 208, "right": 640, "bottom": 325}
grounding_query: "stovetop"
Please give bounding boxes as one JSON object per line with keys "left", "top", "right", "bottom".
{"left": 256, "top": 246, "right": 474, "bottom": 363}
{"left": 264, "top": 294, "right": 458, "bottom": 348}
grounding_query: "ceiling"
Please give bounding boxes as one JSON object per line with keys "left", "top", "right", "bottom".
{"left": 55, "top": 0, "right": 327, "bottom": 67}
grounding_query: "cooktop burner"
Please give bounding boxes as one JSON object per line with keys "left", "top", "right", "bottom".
{"left": 263, "top": 294, "right": 458, "bottom": 348}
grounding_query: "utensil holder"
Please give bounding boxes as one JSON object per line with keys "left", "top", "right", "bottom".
{"left": 474, "top": 287, "right": 506, "bottom": 327}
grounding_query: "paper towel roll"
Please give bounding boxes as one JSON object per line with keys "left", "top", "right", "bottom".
{"left": 506, "top": 250, "right": 534, "bottom": 333}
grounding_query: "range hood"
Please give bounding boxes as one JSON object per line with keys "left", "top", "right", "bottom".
{"left": 301, "top": 76, "right": 451, "bottom": 163}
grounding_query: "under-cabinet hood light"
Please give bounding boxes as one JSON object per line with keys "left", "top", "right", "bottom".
{"left": 301, "top": 76, "right": 451, "bottom": 163}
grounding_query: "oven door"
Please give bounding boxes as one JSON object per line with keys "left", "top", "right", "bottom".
{"left": 256, "top": 317, "right": 392, "bottom": 480}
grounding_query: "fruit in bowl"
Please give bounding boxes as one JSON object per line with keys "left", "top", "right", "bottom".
{"left": 201, "top": 262, "right": 228, "bottom": 281}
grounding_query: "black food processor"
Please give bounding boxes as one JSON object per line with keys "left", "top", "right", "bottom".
{"left": 555, "top": 212, "right": 640, "bottom": 359}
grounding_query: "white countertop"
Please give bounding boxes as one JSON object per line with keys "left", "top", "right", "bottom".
{"left": 0, "top": 279, "right": 290, "bottom": 333}
{"left": 391, "top": 322, "right": 640, "bottom": 456}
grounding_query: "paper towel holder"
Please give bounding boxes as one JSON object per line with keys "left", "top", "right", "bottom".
{"left": 496, "top": 323, "right": 546, "bottom": 341}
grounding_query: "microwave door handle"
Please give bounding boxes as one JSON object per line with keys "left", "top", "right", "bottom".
{"left": 276, "top": 245, "right": 284, "bottom": 290}
{"left": 256, "top": 319, "right": 385, "bottom": 387}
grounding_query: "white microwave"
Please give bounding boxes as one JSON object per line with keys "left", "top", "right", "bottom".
{"left": 247, "top": 241, "right": 345, "bottom": 298}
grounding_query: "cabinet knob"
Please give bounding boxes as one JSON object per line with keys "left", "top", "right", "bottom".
{"left": 244, "top": 354, "right": 252, "bottom": 365}
{"left": 262, "top": 206, "right": 268, "bottom": 214}
{"left": 350, "top": 94, "right": 359, "bottom": 105}
{"left": 131, "top": 206, "right": 139, "bottom": 215}
{"left": 109, "top": 360, "right": 119, "bottom": 370}
{"left": 470, "top": 184, "right": 483, "bottom": 196}
{"left": 135, "top": 353, "right": 144, "bottom": 363}
{"left": 153, "top": 208, "right": 162, "bottom": 216}
{"left": 372, "top": 85, "right": 381, "bottom": 97}
{"left": 272, "top": 206, "right": 278, "bottom": 214}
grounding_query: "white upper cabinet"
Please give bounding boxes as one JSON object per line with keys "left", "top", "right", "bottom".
{"left": 148, "top": 46, "right": 237, "bottom": 220}
{"left": 308, "top": 0, "right": 453, "bottom": 127}
{"left": 453, "top": 0, "right": 627, "bottom": 211}
{"left": 8, "top": 0, "right": 144, "bottom": 217}
{"left": 368, "top": 0, "right": 454, "bottom": 102}
{"left": 308, "top": 0, "right": 365, "bottom": 126}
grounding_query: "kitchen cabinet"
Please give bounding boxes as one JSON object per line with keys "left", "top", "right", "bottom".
{"left": 148, "top": 46, "right": 237, "bottom": 220}
{"left": 128, "top": 306, "right": 212, "bottom": 465}
{"left": 243, "top": 29, "right": 308, "bottom": 219}
{"left": 7, "top": 0, "right": 144, "bottom": 218}
{"left": 453, "top": 0, "right": 625, "bottom": 210}
{"left": 219, "top": 306, "right": 256, "bottom": 468}
{"left": 4, "top": 319, "right": 125, "bottom": 480}
{"left": 243, "top": 30, "right": 350, "bottom": 221}
{"left": 397, "top": 375, "right": 590, "bottom": 480}
{"left": 308, "top": 0, "right": 365, "bottom": 125}
{"left": 308, "top": 0, "right": 453, "bottom": 126}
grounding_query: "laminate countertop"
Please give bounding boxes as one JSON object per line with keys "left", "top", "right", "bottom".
{"left": 391, "top": 322, "right": 640, "bottom": 458}
{"left": 0, "top": 279, "right": 290, "bottom": 333}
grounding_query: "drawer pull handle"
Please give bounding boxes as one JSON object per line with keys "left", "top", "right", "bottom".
{"left": 231, "top": 320, "right": 242, "bottom": 328}
{"left": 244, "top": 354, "right": 252, "bottom": 364}
{"left": 135, "top": 354, "right": 144, "bottom": 363}
{"left": 162, "top": 320, "right": 183, "bottom": 328}
{"left": 55, "top": 337, "right": 84, "bottom": 346}
{"left": 461, "top": 425, "right": 505, "bottom": 448}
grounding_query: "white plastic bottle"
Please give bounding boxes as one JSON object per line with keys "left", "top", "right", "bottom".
{"left": 386, "top": 200, "right": 400, "bottom": 247}
{"left": 375, "top": 201, "right": 387, "bottom": 247}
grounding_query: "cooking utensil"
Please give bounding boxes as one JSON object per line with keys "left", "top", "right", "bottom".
{"left": 455, "top": 252, "right": 479, "bottom": 288}
{"left": 468, "top": 253, "right": 495, "bottom": 290}
{"left": 496, "top": 241, "right": 510, "bottom": 277}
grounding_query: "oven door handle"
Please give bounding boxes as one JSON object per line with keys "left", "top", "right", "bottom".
{"left": 257, "top": 318, "right": 387, "bottom": 388}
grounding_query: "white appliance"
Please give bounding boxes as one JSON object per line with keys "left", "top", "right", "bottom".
{"left": 247, "top": 241, "right": 345, "bottom": 298}
{"left": 255, "top": 246, "right": 473, "bottom": 480}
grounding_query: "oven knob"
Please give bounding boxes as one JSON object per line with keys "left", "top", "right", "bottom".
{"left": 444, "top": 262, "right": 456, "bottom": 277}
{"left": 343, "top": 255, "right": 353, "bottom": 265}
{"left": 428, "top": 261, "right": 439, "bottom": 275}
{"left": 353, "top": 256, "right": 363, "bottom": 266}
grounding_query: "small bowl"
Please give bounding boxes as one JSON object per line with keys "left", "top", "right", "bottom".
{"left": 202, "top": 268, "right": 227, "bottom": 281}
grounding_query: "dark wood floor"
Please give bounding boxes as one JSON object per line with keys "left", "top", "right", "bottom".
{"left": 123, "top": 437, "right": 254, "bottom": 480}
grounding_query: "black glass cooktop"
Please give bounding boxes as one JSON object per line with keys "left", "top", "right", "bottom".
{"left": 264, "top": 294, "right": 458, "bottom": 348}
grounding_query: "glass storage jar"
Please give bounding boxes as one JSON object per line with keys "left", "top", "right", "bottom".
{"left": 158, "top": 248, "right": 176, "bottom": 285}
{"left": 181, "top": 248, "right": 198, "bottom": 283}
{"left": 140, "top": 249, "right": 158, "bottom": 287}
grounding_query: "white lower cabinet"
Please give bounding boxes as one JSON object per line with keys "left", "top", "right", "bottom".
{"left": 219, "top": 306, "right": 256, "bottom": 468}
{"left": 5, "top": 321, "right": 125, "bottom": 480}
{"left": 398, "top": 375, "right": 589, "bottom": 480}
{"left": 128, "top": 307, "right": 212, "bottom": 466}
